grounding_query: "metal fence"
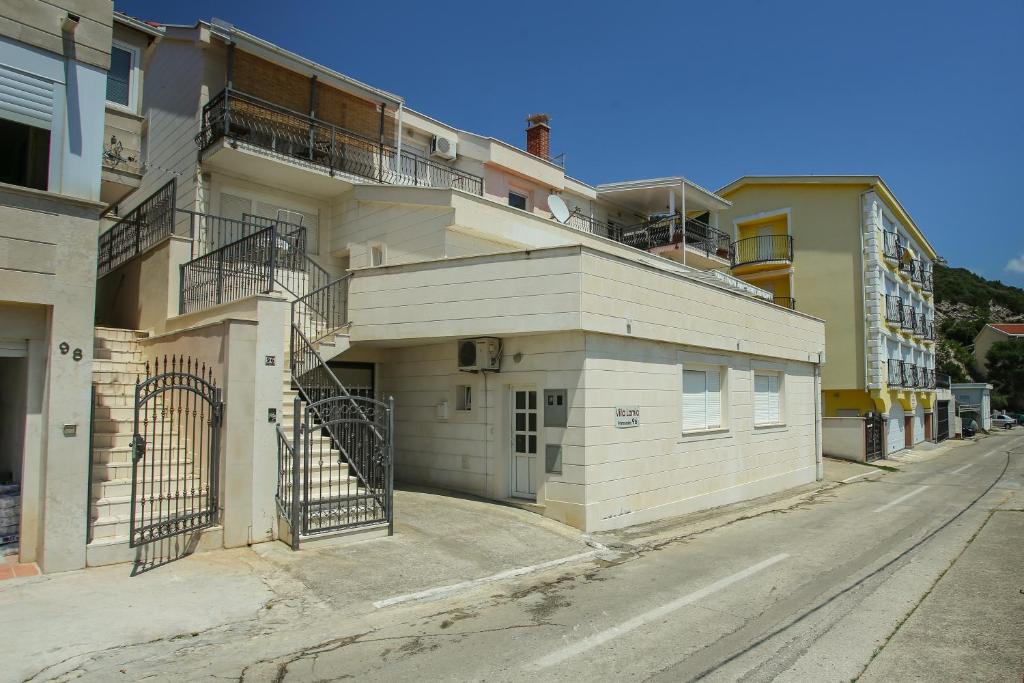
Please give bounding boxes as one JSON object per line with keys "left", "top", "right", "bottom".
{"left": 97, "top": 179, "right": 177, "bottom": 277}
{"left": 885, "top": 295, "right": 904, "bottom": 324}
{"left": 197, "top": 88, "right": 483, "bottom": 196}
{"left": 730, "top": 234, "right": 794, "bottom": 268}
{"left": 882, "top": 231, "right": 902, "bottom": 260}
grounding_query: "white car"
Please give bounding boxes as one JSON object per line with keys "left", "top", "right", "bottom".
{"left": 991, "top": 414, "right": 1016, "bottom": 429}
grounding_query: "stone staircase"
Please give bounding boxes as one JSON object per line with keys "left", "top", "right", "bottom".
{"left": 87, "top": 327, "right": 221, "bottom": 566}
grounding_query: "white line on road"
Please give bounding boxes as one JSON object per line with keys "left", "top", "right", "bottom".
{"left": 373, "top": 548, "right": 602, "bottom": 609}
{"left": 527, "top": 553, "right": 790, "bottom": 670}
{"left": 841, "top": 470, "right": 883, "bottom": 483}
{"left": 872, "top": 485, "right": 930, "bottom": 513}
{"left": 949, "top": 463, "right": 975, "bottom": 475}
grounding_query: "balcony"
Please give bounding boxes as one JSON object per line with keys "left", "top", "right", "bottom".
{"left": 885, "top": 295, "right": 904, "bottom": 325}
{"left": 910, "top": 259, "right": 924, "bottom": 287}
{"left": 584, "top": 213, "right": 731, "bottom": 267}
{"left": 921, "top": 316, "right": 935, "bottom": 341}
{"left": 730, "top": 234, "right": 794, "bottom": 270}
{"left": 882, "top": 231, "right": 902, "bottom": 261}
{"left": 772, "top": 297, "right": 796, "bottom": 310}
{"left": 196, "top": 88, "right": 483, "bottom": 196}
{"left": 922, "top": 264, "right": 934, "bottom": 293}
{"left": 936, "top": 372, "right": 951, "bottom": 389}
{"left": 888, "top": 359, "right": 906, "bottom": 387}
{"left": 901, "top": 305, "right": 916, "bottom": 332}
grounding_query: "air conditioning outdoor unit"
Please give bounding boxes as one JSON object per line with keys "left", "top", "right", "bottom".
{"left": 458, "top": 338, "right": 501, "bottom": 372}
{"left": 430, "top": 135, "right": 457, "bottom": 160}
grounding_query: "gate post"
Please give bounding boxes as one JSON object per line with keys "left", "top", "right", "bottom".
{"left": 387, "top": 395, "right": 395, "bottom": 537}
{"left": 290, "top": 394, "right": 301, "bottom": 550}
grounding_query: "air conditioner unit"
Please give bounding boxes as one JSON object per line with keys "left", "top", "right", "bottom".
{"left": 458, "top": 338, "right": 500, "bottom": 372}
{"left": 430, "top": 135, "right": 457, "bottom": 160}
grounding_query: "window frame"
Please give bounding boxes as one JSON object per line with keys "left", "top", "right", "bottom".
{"left": 106, "top": 40, "right": 141, "bottom": 113}
{"left": 455, "top": 385, "right": 472, "bottom": 411}
{"left": 508, "top": 188, "right": 530, "bottom": 211}
{"left": 680, "top": 364, "right": 725, "bottom": 434}
{"left": 753, "top": 370, "right": 784, "bottom": 427}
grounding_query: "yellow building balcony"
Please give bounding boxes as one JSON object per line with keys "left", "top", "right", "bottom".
{"left": 730, "top": 234, "right": 794, "bottom": 274}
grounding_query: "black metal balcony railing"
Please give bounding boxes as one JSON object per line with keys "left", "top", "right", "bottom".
{"left": 612, "top": 214, "right": 731, "bottom": 260}
{"left": 913, "top": 310, "right": 925, "bottom": 337}
{"left": 910, "top": 259, "right": 924, "bottom": 285}
{"left": 885, "top": 295, "right": 904, "bottom": 325}
{"left": 565, "top": 211, "right": 613, "bottom": 238}
{"left": 888, "top": 359, "right": 906, "bottom": 387}
{"left": 197, "top": 88, "right": 484, "bottom": 196}
{"left": 97, "top": 178, "right": 177, "bottom": 277}
{"left": 907, "top": 364, "right": 921, "bottom": 389}
{"left": 922, "top": 317, "right": 935, "bottom": 341}
{"left": 730, "top": 234, "right": 794, "bottom": 269}
{"left": 772, "top": 297, "right": 796, "bottom": 310}
{"left": 882, "top": 231, "right": 902, "bottom": 261}
{"left": 898, "top": 257, "right": 913, "bottom": 278}
{"left": 922, "top": 265, "right": 934, "bottom": 292}
{"left": 901, "top": 305, "right": 916, "bottom": 331}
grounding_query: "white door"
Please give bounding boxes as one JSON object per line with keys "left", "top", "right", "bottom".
{"left": 511, "top": 388, "right": 538, "bottom": 499}
{"left": 887, "top": 403, "right": 905, "bottom": 455}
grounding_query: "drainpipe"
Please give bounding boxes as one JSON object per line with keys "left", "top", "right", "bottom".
{"left": 814, "top": 351, "right": 824, "bottom": 481}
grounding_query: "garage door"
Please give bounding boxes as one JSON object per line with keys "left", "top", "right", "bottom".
{"left": 887, "top": 403, "right": 905, "bottom": 456}
{"left": 913, "top": 404, "right": 925, "bottom": 444}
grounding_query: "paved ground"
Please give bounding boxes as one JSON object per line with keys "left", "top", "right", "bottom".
{"left": 3, "top": 432, "right": 1022, "bottom": 682}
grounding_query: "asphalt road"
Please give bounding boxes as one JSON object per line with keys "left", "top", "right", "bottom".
{"left": 273, "top": 432, "right": 1024, "bottom": 682}
{"left": 21, "top": 432, "right": 1023, "bottom": 682}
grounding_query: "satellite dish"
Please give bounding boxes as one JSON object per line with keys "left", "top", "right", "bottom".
{"left": 548, "top": 194, "right": 570, "bottom": 223}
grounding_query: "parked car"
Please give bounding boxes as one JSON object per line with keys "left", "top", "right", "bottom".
{"left": 991, "top": 413, "right": 1016, "bottom": 429}
{"left": 962, "top": 422, "right": 977, "bottom": 437}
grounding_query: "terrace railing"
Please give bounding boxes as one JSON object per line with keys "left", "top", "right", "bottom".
{"left": 901, "top": 305, "right": 916, "bottom": 331}
{"left": 730, "top": 234, "right": 795, "bottom": 269}
{"left": 910, "top": 259, "right": 924, "bottom": 286}
{"left": 97, "top": 179, "right": 177, "bottom": 277}
{"left": 612, "top": 214, "right": 731, "bottom": 260}
{"left": 565, "top": 211, "right": 613, "bottom": 238}
{"left": 882, "top": 231, "right": 902, "bottom": 261}
{"left": 196, "top": 88, "right": 483, "bottom": 196}
{"left": 888, "top": 359, "right": 906, "bottom": 387}
{"left": 885, "top": 295, "right": 904, "bottom": 325}
{"left": 922, "top": 265, "right": 934, "bottom": 292}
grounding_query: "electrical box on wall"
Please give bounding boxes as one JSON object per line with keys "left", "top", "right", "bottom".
{"left": 436, "top": 400, "right": 449, "bottom": 420}
{"left": 544, "top": 389, "right": 567, "bottom": 427}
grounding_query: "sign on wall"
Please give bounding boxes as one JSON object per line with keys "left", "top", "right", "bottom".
{"left": 615, "top": 406, "right": 640, "bottom": 428}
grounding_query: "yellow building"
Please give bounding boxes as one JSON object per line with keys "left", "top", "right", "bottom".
{"left": 716, "top": 176, "right": 939, "bottom": 457}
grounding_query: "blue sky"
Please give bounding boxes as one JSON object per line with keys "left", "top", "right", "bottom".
{"left": 116, "top": 0, "right": 1024, "bottom": 286}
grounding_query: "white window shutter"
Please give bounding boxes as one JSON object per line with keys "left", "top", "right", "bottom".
{"left": 768, "top": 374, "right": 780, "bottom": 423}
{"left": 682, "top": 370, "right": 706, "bottom": 430}
{"left": 705, "top": 369, "right": 721, "bottom": 428}
{"left": 754, "top": 374, "right": 770, "bottom": 425}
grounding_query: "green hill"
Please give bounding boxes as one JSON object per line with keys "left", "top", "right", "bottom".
{"left": 932, "top": 264, "right": 1024, "bottom": 396}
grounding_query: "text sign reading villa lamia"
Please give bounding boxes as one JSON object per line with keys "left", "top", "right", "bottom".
{"left": 615, "top": 406, "right": 640, "bottom": 428}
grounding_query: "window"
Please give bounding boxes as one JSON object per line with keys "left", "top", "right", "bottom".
{"left": 370, "top": 244, "right": 385, "bottom": 267}
{"left": 456, "top": 385, "right": 472, "bottom": 411}
{"left": 508, "top": 190, "right": 528, "bottom": 211}
{"left": 754, "top": 373, "right": 782, "bottom": 425}
{"left": 0, "top": 119, "right": 50, "bottom": 190}
{"left": 682, "top": 368, "right": 722, "bottom": 431}
{"left": 106, "top": 43, "right": 138, "bottom": 110}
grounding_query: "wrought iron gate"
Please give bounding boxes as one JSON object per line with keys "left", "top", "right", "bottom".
{"left": 130, "top": 356, "right": 222, "bottom": 547}
{"left": 936, "top": 401, "right": 950, "bottom": 442}
{"left": 277, "top": 394, "right": 393, "bottom": 548}
{"left": 865, "top": 412, "right": 885, "bottom": 462}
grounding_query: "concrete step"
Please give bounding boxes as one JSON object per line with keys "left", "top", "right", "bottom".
{"left": 86, "top": 526, "right": 223, "bottom": 567}
{"left": 93, "top": 419, "right": 186, "bottom": 436}
{"left": 93, "top": 474, "right": 202, "bottom": 499}
{"left": 93, "top": 347, "right": 143, "bottom": 363}
{"left": 93, "top": 492, "right": 212, "bottom": 520}
{"left": 92, "top": 359, "right": 146, "bottom": 374}
{"left": 92, "top": 445, "right": 190, "bottom": 465}
{"left": 93, "top": 431, "right": 191, "bottom": 449}
{"left": 94, "top": 326, "right": 147, "bottom": 343}
{"left": 93, "top": 392, "right": 134, "bottom": 407}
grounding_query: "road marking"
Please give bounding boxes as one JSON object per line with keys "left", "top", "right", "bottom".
{"left": 841, "top": 470, "right": 882, "bottom": 483}
{"left": 373, "top": 548, "right": 602, "bottom": 609}
{"left": 872, "top": 485, "right": 930, "bottom": 513}
{"left": 949, "top": 463, "right": 974, "bottom": 474}
{"left": 528, "top": 553, "right": 789, "bottom": 670}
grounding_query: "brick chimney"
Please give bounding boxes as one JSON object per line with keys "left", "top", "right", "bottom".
{"left": 526, "top": 113, "right": 550, "bottom": 160}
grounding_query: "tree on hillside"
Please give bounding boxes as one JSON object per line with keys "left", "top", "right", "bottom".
{"left": 985, "top": 340, "right": 1024, "bottom": 411}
